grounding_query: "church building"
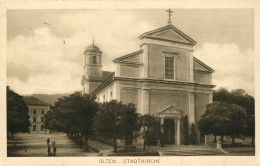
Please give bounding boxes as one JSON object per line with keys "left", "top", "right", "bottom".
{"left": 81, "top": 10, "right": 215, "bottom": 145}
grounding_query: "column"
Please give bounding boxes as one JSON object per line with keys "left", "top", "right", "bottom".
{"left": 141, "top": 44, "right": 149, "bottom": 78}
{"left": 160, "top": 118, "right": 164, "bottom": 134}
{"left": 176, "top": 118, "right": 181, "bottom": 145}
{"left": 188, "top": 92, "right": 195, "bottom": 125}
{"left": 141, "top": 88, "right": 150, "bottom": 115}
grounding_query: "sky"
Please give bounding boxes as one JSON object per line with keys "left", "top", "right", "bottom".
{"left": 7, "top": 9, "right": 254, "bottom": 95}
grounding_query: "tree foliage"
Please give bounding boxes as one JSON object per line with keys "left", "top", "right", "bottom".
{"left": 181, "top": 115, "right": 189, "bottom": 145}
{"left": 189, "top": 123, "right": 197, "bottom": 145}
{"left": 94, "top": 100, "right": 139, "bottom": 152}
{"left": 44, "top": 92, "right": 98, "bottom": 147}
{"left": 7, "top": 86, "right": 30, "bottom": 137}
{"left": 199, "top": 101, "right": 247, "bottom": 145}
{"left": 138, "top": 114, "right": 161, "bottom": 150}
{"left": 213, "top": 88, "right": 255, "bottom": 145}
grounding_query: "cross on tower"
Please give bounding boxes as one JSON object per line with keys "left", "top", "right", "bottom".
{"left": 166, "top": 8, "right": 173, "bottom": 25}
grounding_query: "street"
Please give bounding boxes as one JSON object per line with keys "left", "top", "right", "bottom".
{"left": 7, "top": 132, "right": 98, "bottom": 157}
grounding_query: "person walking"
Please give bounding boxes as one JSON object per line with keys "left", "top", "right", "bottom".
{"left": 53, "top": 145, "right": 56, "bottom": 156}
{"left": 47, "top": 145, "right": 50, "bottom": 156}
{"left": 47, "top": 138, "right": 50, "bottom": 146}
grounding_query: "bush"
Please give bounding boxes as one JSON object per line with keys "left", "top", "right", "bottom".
{"left": 189, "top": 123, "right": 197, "bottom": 145}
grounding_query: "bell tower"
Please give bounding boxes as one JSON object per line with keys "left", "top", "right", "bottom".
{"left": 81, "top": 39, "right": 103, "bottom": 94}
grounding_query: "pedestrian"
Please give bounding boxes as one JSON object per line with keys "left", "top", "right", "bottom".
{"left": 47, "top": 138, "right": 50, "bottom": 146}
{"left": 53, "top": 145, "right": 56, "bottom": 156}
{"left": 47, "top": 145, "right": 50, "bottom": 156}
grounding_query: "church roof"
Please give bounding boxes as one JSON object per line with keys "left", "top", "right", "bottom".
{"left": 193, "top": 56, "right": 215, "bottom": 72}
{"left": 113, "top": 50, "right": 143, "bottom": 63}
{"left": 84, "top": 44, "right": 102, "bottom": 54}
{"left": 139, "top": 24, "right": 197, "bottom": 45}
{"left": 23, "top": 96, "right": 50, "bottom": 106}
{"left": 102, "top": 71, "right": 114, "bottom": 81}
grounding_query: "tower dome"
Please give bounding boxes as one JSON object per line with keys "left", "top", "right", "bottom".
{"left": 84, "top": 43, "right": 102, "bottom": 54}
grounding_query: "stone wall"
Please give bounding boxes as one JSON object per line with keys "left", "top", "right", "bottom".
{"left": 148, "top": 44, "right": 191, "bottom": 82}
{"left": 194, "top": 72, "right": 212, "bottom": 84}
{"left": 149, "top": 89, "right": 189, "bottom": 116}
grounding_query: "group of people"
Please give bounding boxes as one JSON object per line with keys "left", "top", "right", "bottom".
{"left": 47, "top": 138, "right": 57, "bottom": 156}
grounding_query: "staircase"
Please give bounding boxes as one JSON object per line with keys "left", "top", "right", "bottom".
{"left": 158, "top": 148, "right": 224, "bottom": 156}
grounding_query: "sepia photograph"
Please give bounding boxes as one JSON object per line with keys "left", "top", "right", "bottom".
{"left": 5, "top": 8, "right": 255, "bottom": 159}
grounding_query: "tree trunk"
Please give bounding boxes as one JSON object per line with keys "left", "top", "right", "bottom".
{"left": 252, "top": 136, "right": 255, "bottom": 147}
{"left": 213, "top": 135, "right": 217, "bottom": 142}
{"left": 76, "top": 133, "right": 79, "bottom": 145}
{"left": 113, "top": 137, "right": 117, "bottom": 153}
{"left": 231, "top": 136, "right": 235, "bottom": 146}
{"left": 85, "top": 137, "right": 88, "bottom": 151}
{"left": 221, "top": 135, "right": 224, "bottom": 143}
{"left": 143, "top": 138, "right": 146, "bottom": 151}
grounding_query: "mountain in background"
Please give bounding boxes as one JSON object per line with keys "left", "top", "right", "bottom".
{"left": 26, "top": 94, "right": 70, "bottom": 106}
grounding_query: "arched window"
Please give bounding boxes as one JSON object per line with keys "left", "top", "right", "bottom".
{"left": 92, "top": 56, "right": 97, "bottom": 64}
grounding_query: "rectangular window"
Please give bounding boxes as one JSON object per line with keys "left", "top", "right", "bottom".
{"left": 165, "top": 57, "right": 174, "bottom": 79}
{"left": 33, "top": 117, "right": 36, "bottom": 122}
{"left": 41, "top": 125, "right": 44, "bottom": 130}
{"left": 41, "top": 117, "right": 44, "bottom": 122}
{"left": 33, "top": 125, "right": 36, "bottom": 131}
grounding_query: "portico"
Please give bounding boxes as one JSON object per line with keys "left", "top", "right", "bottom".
{"left": 159, "top": 105, "right": 183, "bottom": 145}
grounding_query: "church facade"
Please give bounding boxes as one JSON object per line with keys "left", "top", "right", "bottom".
{"left": 81, "top": 18, "right": 215, "bottom": 145}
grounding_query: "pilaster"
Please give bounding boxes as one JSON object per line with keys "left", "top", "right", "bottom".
{"left": 189, "top": 50, "right": 194, "bottom": 82}
{"left": 188, "top": 92, "right": 195, "bottom": 125}
{"left": 141, "top": 88, "right": 150, "bottom": 114}
{"left": 114, "top": 83, "right": 121, "bottom": 101}
{"left": 141, "top": 44, "right": 149, "bottom": 78}
{"left": 209, "top": 92, "right": 213, "bottom": 103}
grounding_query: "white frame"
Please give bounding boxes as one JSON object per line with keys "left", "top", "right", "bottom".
{"left": 163, "top": 52, "right": 178, "bottom": 80}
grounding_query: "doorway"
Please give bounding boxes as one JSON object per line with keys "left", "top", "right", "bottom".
{"left": 163, "top": 119, "right": 175, "bottom": 144}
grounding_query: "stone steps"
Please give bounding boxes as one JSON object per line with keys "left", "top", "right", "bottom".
{"left": 158, "top": 149, "right": 224, "bottom": 156}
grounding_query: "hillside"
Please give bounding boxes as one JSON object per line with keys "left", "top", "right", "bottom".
{"left": 30, "top": 94, "right": 70, "bottom": 106}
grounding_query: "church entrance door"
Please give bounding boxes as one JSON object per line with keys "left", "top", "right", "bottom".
{"left": 163, "top": 119, "right": 175, "bottom": 145}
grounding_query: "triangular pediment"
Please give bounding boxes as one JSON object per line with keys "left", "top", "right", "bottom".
{"left": 159, "top": 105, "right": 183, "bottom": 114}
{"left": 139, "top": 25, "right": 196, "bottom": 45}
{"left": 193, "top": 57, "right": 214, "bottom": 73}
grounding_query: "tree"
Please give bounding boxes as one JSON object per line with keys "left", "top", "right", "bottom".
{"left": 94, "top": 100, "right": 139, "bottom": 152}
{"left": 214, "top": 88, "right": 255, "bottom": 146}
{"left": 44, "top": 92, "right": 98, "bottom": 148}
{"left": 7, "top": 86, "right": 30, "bottom": 138}
{"left": 181, "top": 115, "right": 189, "bottom": 145}
{"left": 121, "top": 103, "right": 140, "bottom": 146}
{"left": 138, "top": 114, "right": 161, "bottom": 150}
{"left": 199, "top": 101, "right": 246, "bottom": 145}
{"left": 189, "top": 123, "right": 197, "bottom": 145}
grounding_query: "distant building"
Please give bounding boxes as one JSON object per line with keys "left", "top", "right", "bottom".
{"left": 23, "top": 96, "right": 51, "bottom": 133}
{"left": 81, "top": 12, "right": 215, "bottom": 145}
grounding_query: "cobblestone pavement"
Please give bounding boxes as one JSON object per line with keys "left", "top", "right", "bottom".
{"left": 7, "top": 132, "right": 98, "bottom": 157}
